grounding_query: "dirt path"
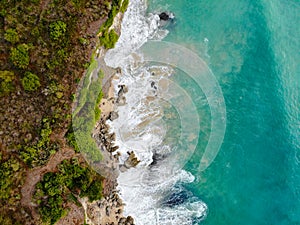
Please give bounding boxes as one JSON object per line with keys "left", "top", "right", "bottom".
{"left": 20, "top": 137, "right": 75, "bottom": 222}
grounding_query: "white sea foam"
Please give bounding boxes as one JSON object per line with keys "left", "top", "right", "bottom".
{"left": 104, "top": 0, "right": 208, "bottom": 224}
{"left": 104, "top": 0, "right": 168, "bottom": 68}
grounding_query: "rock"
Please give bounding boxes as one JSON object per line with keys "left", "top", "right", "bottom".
{"left": 117, "top": 198, "right": 123, "bottom": 207}
{"left": 119, "top": 218, "right": 126, "bottom": 223}
{"left": 116, "top": 208, "right": 122, "bottom": 214}
{"left": 110, "top": 133, "right": 116, "bottom": 141}
{"left": 108, "top": 111, "right": 119, "bottom": 121}
{"left": 159, "top": 12, "right": 170, "bottom": 21}
{"left": 111, "top": 146, "right": 119, "bottom": 152}
{"left": 126, "top": 216, "right": 134, "bottom": 224}
{"left": 117, "top": 84, "right": 128, "bottom": 96}
{"left": 106, "top": 206, "right": 111, "bottom": 216}
{"left": 123, "top": 151, "right": 140, "bottom": 168}
{"left": 116, "top": 96, "right": 126, "bottom": 106}
{"left": 119, "top": 165, "right": 127, "bottom": 173}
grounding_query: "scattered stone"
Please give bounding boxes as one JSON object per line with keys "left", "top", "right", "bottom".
{"left": 123, "top": 151, "right": 140, "bottom": 168}
{"left": 106, "top": 206, "right": 111, "bottom": 216}
{"left": 116, "top": 96, "right": 126, "bottom": 106}
{"left": 108, "top": 111, "right": 119, "bottom": 121}
{"left": 110, "top": 146, "right": 119, "bottom": 152}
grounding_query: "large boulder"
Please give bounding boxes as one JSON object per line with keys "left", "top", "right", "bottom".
{"left": 159, "top": 12, "right": 170, "bottom": 21}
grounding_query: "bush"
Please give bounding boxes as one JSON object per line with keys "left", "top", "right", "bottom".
{"left": 34, "top": 158, "right": 104, "bottom": 223}
{"left": 20, "top": 118, "right": 54, "bottom": 167}
{"left": 0, "top": 70, "right": 15, "bottom": 95}
{"left": 4, "top": 28, "right": 19, "bottom": 44}
{"left": 0, "top": 70, "right": 15, "bottom": 82}
{"left": 10, "top": 44, "right": 30, "bottom": 69}
{"left": 21, "top": 72, "right": 40, "bottom": 91}
{"left": 78, "top": 37, "right": 89, "bottom": 45}
{"left": 99, "top": 29, "right": 119, "bottom": 49}
{"left": 120, "top": 0, "right": 129, "bottom": 13}
{"left": 0, "top": 156, "right": 23, "bottom": 204}
{"left": 65, "top": 128, "right": 80, "bottom": 153}
{"left": 49, "top": 21, "right": 67, "bottom": 41}
{"left": 80, "top": 179, "right": 102, "bottom": 201}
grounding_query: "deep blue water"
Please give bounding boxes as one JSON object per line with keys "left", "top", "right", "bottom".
{"left": 149, "top": 0, "right": 300, "bottom": 224}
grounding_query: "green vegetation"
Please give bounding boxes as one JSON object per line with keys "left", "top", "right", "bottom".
{"left": 21, "top": 72, "right": 40, "bottom": 91}
{"left": 0, "top": 154, "right": 26, "bottom": 225}
{"left": 0, "top": 213, "right": 22, "bottom": 225}
{"left": 0, "top": 70, "right": 15, "bottom": 82}
{"left": 120, "top": 0, "right": 129, "bottom": 13}
{"left": 72, "top": 61, "right": 104, "bottom": 163}
{"left": 4, "top": 28, "right": 19, "bottom": 44}
{"left": 20, "top": 118, "right": 57, "bottom": 167}
{"left": 79, "top": 37, "right": 89, "bottom": 45}
{"left": 0, "top": 70, "right": 15, "bottom": 96}
{"left": 66, "top": 128, "right": 80, "bottom": 153}
{"left": 34, "top": 158, "right": 103, "bottom": 224}
{"left": 99, "top": 29, "right": 119, "bottom": 49}
{"left": 0, "top": 157, "right": 23, "bottom": 202}
{"left": 10, "top": 44, "right": 30, "bottom": 69}
{"left": 0, "top": 0, "right": 129, "bottom": 222}
{"left": 49, "top": 21, "right": 67, "bottom": 41}
{"left": 97, "top": 0, "right": 130, "bottom": 49}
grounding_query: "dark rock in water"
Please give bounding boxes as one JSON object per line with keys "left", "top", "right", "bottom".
{"left": 159, "top": 12, "right": 170, "bottom": 21}
{"left": 123, "top": 151, "right": 140, "bottom": 168}
{"left": 151, "top": 81, "right": 157, "bottom": 90}
{"left": 150, "top": 151, "right": 169, "bottom": 167}
{"left": 108, "top": 111, "right": 119, "bottom": 121}
{"left": 162, "top": 187, "right": 192, "bottom": 207}
{"left": 164, "top": 191, "right": 187, "bottom": 207}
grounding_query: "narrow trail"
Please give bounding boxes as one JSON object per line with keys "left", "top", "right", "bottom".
{"left": 20, "top": 135, "right": 76, "bottom": 222}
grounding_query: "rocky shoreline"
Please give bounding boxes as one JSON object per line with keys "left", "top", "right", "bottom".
{"left": 82, "top": 60, "right": 139, "bottom": 225}
{"left": 83, "top": 4, "right": 176, "bottom": 224}
{"left": 81, "top": 25, "right": 139, "bottom": 225}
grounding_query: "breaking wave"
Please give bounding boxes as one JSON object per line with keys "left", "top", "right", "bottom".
{"left": 103, "top": 0, "right": 219, "bottom": 224}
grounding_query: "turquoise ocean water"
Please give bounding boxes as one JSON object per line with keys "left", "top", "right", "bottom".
{"left": 148, "top": 0, "right": 299, "bottom": 224}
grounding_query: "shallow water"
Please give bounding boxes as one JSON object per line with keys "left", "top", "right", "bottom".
{"left": 105, "top": 0, "right": 300, "bottom": 224}
{"left": 148, "top": 0, "right": 300, "bottom": 224}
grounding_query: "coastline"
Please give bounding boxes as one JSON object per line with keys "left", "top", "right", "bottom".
{"left": 80, "top": 6, "right": 137, "bottom": 225}
{"left": 82, "top": 53, "right": 137, "bottom": 225}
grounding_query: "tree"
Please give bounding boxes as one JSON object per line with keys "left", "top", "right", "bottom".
{"left": 21, "top": 72, "right": 40, "bottom": 91}
{"left": 0, "top": 70, "right": 15, "bottom": 82}
{"left": 4, "top": 28, "right": 19, "bottom": 44}
{"left": 0, "top": 70, "right": 15, "bottom": 95}
{"left": 10, "top": 44, "right": 30, "bottom": 69}
{"left": 49, "top": 21, "right": 67, "bottom": 41}
{"left": 99, "top": 29, "right": 119, "bottom": 49}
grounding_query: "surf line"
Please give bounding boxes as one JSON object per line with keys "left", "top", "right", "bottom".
{"left": 140, "top": 40, "right": 227, "bottom": 172}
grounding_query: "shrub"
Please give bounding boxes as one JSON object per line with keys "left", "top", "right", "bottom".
{"left": 21, "top": 72, "right": 40, "bottom": 91}
{"left": 120, "top": 0, "right": 129, "bottom": 13}
{"left": 4, "top": 28, "right": 19, "bottom": 44}
{"left": 0, "top": 70, "right": 15, "bottom": 96}
{"left": 66, "top": 129, "right": 80, "bottom": 153}
{"left": 78, "top": 37, "right": 89, "bottom": 45}
{"left": 49, "top": 21, "right": 67, "bottom": 41}
{"left": 20, "top": 118, "right": 54, "bottom": 167}
{"left": 0, "top": 70, "right": 15, "bottom": 82}
{"left": 34, "top": 158, "right": 104, "bottom": 223}
{"left": 10, "top": 44, "right": 30, "bottom": 69}
{"left": 99, "top": 29, "right": 119, "bottom": 49}
{"left": 80, "top": 179, "right": 103, "bottom": 201}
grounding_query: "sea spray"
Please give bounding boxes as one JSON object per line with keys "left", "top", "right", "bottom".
{"left": 104, "top": 0, "right": 208, "bottom": 224}
{"left": 104, "top": 0, "right": 168, "bottom": 68}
